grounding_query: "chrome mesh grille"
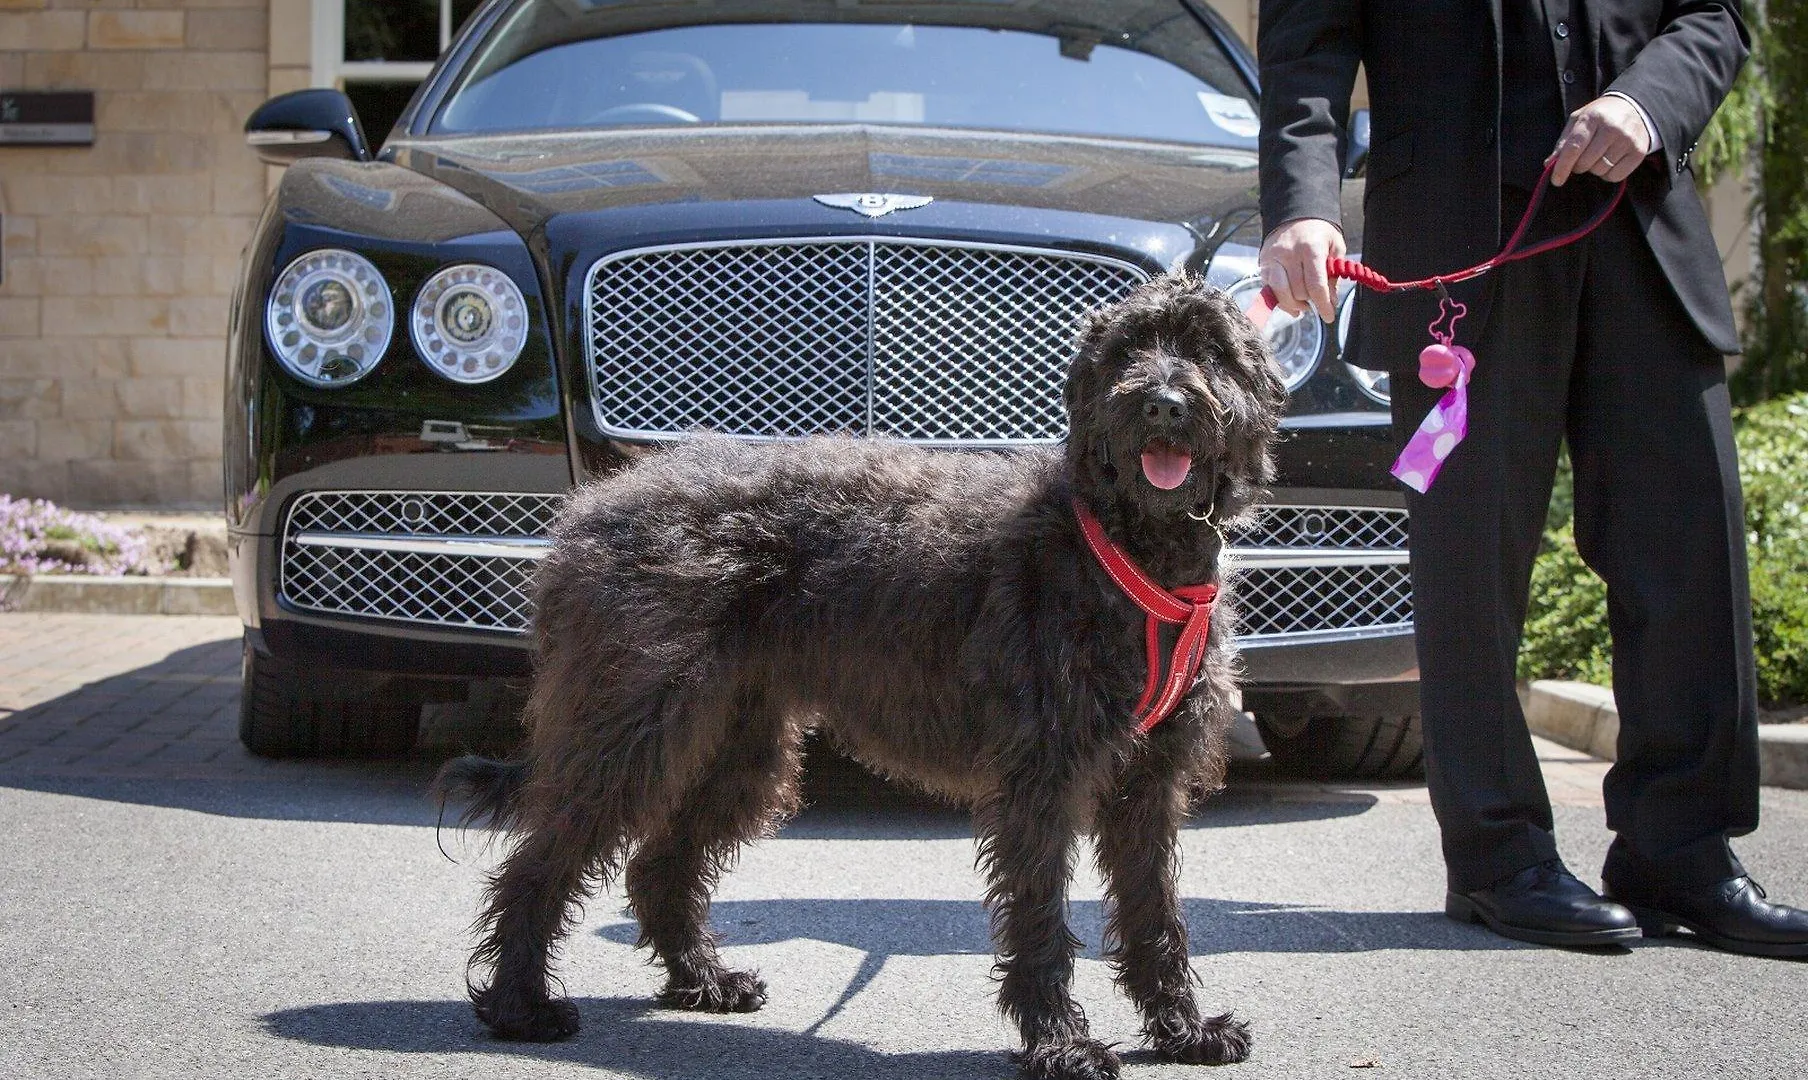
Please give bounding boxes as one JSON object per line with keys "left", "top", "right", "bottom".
{"left": 1235, "top": 564, "right": 1415, "bottom": 639}
{"left": 1227, "top": 505, "right": 1409, "bottom": 550}
{"left": 586, "top": 239, "right": 1148, "bottom": 443}
{"left": 278, "top": 494, "right": 1412, "bottom": 641}
{"left": 280, "top": 492, "right": 562, "bottom": 632}
{"left": 1229, "top": 505, "right": 1413, "bottom": 642}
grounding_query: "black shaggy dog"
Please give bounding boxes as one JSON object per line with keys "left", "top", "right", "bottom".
{"left": 436, "top": 274, "right": 1286, "bottom": 1079}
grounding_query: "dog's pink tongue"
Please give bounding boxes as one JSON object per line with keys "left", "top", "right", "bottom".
{"left": 1140, "top": 443, "right": 1193, "bottom": 490}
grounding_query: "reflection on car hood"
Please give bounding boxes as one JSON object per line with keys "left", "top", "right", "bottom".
{"left": 385, "top": 125, "right": 1261, "bottom": 238}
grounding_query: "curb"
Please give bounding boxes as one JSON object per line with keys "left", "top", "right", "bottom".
{"left": 0, "top": 574, "right": 236, "bottom": 617}
{"left": 1522, "top": 679, "right": 1808, "bottom": 791}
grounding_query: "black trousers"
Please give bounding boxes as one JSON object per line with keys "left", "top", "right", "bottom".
{"left": 1387, "top": 183, "right": 1762, "bottom": 893}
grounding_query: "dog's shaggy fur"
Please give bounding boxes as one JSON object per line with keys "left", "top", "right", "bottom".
{"left": 436, "top": 274, "right": 1285, "bottom": 1078}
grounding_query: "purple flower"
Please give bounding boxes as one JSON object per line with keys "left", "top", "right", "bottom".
{"left": 0, "top": 495, "right": 171, "bottom": 577}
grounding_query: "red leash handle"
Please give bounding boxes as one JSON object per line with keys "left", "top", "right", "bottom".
{"left": 1259, "top": 161, "right": 1628, "bottom": 309}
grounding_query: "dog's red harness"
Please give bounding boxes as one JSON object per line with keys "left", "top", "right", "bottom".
{"left": 1073, "top": 498, "right": 1219, "bottom": 733}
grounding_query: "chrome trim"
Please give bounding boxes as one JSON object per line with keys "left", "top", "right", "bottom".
{"left": 1236, "top": 623, "right": 1416, "bottom": 649}
{"left": 583, "top": 236, "right": 1150, "bottom": 447}
{"left": 246, "top": 129, "right": 332, "bottom": 146}
{"left": 294, "top": 532, "right": 550, "bottom": 560}
{"left": 1227, "top": 548, "right": 1409, "bottom": 568}
{"left": 1279, "top": 411, "right": 1391, "bottom": 429}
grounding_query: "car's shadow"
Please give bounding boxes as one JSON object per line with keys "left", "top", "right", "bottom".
{"left": 0, "top": 638, "right": 1397, "bottom": 832}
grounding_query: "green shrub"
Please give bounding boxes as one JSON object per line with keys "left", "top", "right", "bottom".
{"left": 1518, "top": 393, "right": 1808, "bottom": 707}
{"left": 1520, "top": 523, "right": 1613, "bottom": 687}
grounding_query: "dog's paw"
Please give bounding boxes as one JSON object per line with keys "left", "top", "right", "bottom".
{"left": 472, "top": 989, "right": 581, "bottom": 1042}
{"left": 1015, "top": 1038, "right": 1122, "bottom": 1080}
{"left": 1149, "top": 1011, "right": 1252, "bottom": 1065}
{"left": 657, "top": 968, "right": 769, "bottom": 1013}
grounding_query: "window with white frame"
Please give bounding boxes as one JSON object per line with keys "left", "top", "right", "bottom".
{"left": 318, "top": 0, "right": 485, "bottom": 143}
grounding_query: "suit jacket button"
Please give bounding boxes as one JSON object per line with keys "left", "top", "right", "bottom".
{"left": 1482, "top": 126, "right": 1497, "bottom": 145}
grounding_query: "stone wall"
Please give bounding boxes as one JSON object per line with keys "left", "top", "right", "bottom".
{"left": 0, "top": 0, "right": 268, "bottom": 509}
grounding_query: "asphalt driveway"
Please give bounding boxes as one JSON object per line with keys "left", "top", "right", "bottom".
{"left": 1, "top": 613, "right": 1803, "bottom": 1080}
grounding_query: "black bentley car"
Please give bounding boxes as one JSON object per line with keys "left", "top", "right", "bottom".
{"left": 226, "top": 0, "right": 1419, "bottom": 778}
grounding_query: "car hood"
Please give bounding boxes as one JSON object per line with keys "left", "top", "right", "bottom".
{"left": 384, "top": 125, "right": 1262, "bottom": 243}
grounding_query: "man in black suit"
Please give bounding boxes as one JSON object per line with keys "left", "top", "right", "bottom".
{"left": 1255, "top": 0, "right": 1808, "bottom": 955}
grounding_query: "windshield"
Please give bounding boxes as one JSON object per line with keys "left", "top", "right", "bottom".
{"left": 434, "top": 12, "right": 1257, "bottom": 147}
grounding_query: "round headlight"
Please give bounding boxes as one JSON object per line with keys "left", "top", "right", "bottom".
{"left": 265, "top": 249, "right": 393, "bottom": 387}
{"left": 1336, "top": 281, "right": 1391, "bottom": 404}
{"left": 1227, "top": 275, "right": 1323, "bottom": 391}
{"left": 411, "top": 264, "right": 528, "bottom": 384}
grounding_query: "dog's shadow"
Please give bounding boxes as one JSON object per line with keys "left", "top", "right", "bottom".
{"left": 262, "top": 995, "right": 1002, "bottom": 1078}
{"left": 260, "top": 898, "right": 1527, "bottom": 1074}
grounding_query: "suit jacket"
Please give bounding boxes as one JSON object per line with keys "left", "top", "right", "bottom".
{"left": 1256, "top": 0, "right": 1749, "bottom": 367}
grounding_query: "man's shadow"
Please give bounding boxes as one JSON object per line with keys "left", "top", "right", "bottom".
{"left": 591, "top": 893, "right": 1525, "bottom": 1037}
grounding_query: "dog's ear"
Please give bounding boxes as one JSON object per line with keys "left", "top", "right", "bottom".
{"left": 1063, "top": 307, "right": 1114, "bottom": 413}
{"left": 1221, "top": 295, "right": 1288, "bottom": 423}
{"left": 1063, "top": 304, "right": 1117, "bottom": 436}
{"left": 1062, "top": 304, "right": 1120, "bottom": 485}
{"left": 1212, "top": 292, "right": 1287, "bottom": 491}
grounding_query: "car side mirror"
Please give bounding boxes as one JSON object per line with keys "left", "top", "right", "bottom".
{"left": 245, "top": 89, "right": 372, "bottom": 166}
{"left": 1344, "top": 108, "right": 1371, "bottom": 179}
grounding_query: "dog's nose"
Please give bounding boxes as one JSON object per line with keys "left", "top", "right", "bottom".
{"left": 1142, "top": 390, "right": 1189, "bottom": 427}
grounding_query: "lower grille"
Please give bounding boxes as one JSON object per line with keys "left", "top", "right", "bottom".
{"left": 280, "top": 492, "right": 561, "bottom": 633}
{"left": 1233, "top": 563, "right": 1414, "bottom": 642}
{"left": 1227, "top": 505, "right": 1413, "bottom": 646}
{"left": 278, "top": 493, "right": 1412, "bottom": 645}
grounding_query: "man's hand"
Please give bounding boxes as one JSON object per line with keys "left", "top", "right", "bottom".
{"left": 1547, "top": 95, "right": 1655, "bottom": 186}
{"left": 1257, "top": 218, "right": 1345, "bottom": 323}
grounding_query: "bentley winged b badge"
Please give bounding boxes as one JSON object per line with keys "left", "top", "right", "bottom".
{"left": 813, "top": 193, "right": 934, "bottom": 218}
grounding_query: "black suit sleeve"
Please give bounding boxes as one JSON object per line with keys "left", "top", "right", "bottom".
{"left": 1256, "top": 0, "right": 1363, "bottom": 238}
{"left": 1607, "top": 0, "right": 1749, "bottom": 176}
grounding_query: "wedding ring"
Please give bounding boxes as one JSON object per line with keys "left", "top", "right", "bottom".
{"left": 1601, "top": 157, "right": 1618, "bottom": 168}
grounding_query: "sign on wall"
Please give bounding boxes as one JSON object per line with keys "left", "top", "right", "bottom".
{"left": 0, "top": 91, "right": 95, "bottom": 146}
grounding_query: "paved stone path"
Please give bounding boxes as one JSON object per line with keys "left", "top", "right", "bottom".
{"left": 0, "top": 612, "right": 508, "bottom": 778}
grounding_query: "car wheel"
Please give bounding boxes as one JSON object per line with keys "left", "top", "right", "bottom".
{"left": 238, "top": 639, "right": 423, "bottom": 758}
{"left": 1254, "top": 714, "right": 1425, "bottom": 781}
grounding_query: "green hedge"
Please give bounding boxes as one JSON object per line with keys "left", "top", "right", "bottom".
{"left": 1518, "top": 393, "right": 1808, "bottom": 707}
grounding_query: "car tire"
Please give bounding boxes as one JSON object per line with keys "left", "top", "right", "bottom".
{"left": 1255, "top": 714, "right": 1425, "bottom": 781}
{"left": 238, "top": 640, "right": 423, "bottom": 758}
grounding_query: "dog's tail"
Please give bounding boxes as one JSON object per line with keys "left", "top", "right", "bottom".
{"left": 433, "top": 755, "right": 530, "bottom": 833}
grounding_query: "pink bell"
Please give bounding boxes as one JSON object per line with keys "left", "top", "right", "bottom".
{"left": 1418, "top": 342, "right": 1475, "bottom": 388}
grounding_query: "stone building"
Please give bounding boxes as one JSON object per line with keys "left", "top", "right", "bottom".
{"left": 0, "top": 0, "right": 486, "bottom": 509}
{"left": 0, "top": 1, "right": 1744, "bottom": 509}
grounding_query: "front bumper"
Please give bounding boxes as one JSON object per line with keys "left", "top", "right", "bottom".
{"left": 237, "top": 478, "right": 1418, "bottom": 695}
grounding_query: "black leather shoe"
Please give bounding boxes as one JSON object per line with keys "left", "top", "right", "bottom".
{"left": 1446, "top": 859, "right": 1640, "bottom": 947}
{"left": 1604, "top": 874, "right": 1808, "bottom": 958}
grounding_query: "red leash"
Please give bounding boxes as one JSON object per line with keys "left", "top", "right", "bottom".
{"left": 1073, "top": 498, "right": 1219, "bottom": 733}
{"left": 1253, "top": 161, "right": 1627, "bottom": 314}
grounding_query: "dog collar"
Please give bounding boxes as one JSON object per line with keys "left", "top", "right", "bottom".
{"left": 1073, "top": 498, "right": 1219, "bottom": 733}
